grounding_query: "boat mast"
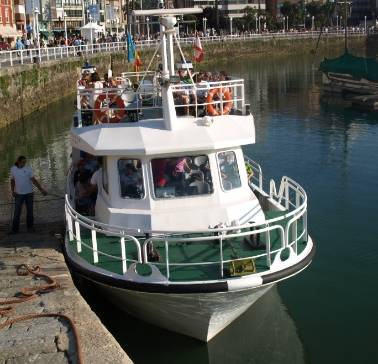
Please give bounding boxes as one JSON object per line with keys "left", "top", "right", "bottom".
{"left": 344, "top": 0, "right": 348, "bottom": 52}
{"left": 338, "top": 0, "right": 350, "bottom": 52}
{"left": 133, "top": 8, "right": 202, "bottom": 130}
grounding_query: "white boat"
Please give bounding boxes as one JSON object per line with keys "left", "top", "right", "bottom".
{"left": 64, "top": 7, "right": 315, "bottom": 342}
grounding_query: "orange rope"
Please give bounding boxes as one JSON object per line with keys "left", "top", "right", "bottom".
{"left": 0, "top": 264, "right": 84, "bottom": 364}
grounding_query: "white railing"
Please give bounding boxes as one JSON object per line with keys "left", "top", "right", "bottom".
{"left": 65, "top": 159, "right": 308, "bottom": 280}
{"left": 75, "top": 77, "right": 246, "bottom": 126}
{"left": 0, "top": 30, "right": 368, "bottom": 69}
{"left": 171, "top": 78, "right": 245, "bottom": 118}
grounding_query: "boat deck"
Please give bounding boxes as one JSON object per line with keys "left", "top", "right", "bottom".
{"left": 68, "top": 210, "right": 308, "bottom": 282}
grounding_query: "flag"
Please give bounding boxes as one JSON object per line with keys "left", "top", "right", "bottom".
{"left": 127, "top": 32, "right": 135, "bottom": 63}
{"left": 193, "top": 35, "right": 204, "bottom": 63}
{"left": 134, "top": 51, "right": 142, "bottom": 72}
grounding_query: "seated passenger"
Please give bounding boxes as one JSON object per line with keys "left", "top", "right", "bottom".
{"left": 170, "top": 157, "right": 191, "bottom": 196}
{"left": 152, "top": 159, "right": 168, "bottom": 187}
{"left": 120, "top": 164, "right": 143, "bottom": 198}
{"left": 219, "top": 153, "right": 241, "bottom": 190}
{"left": 75, "top": 170, "right": 95, "bottom": 215}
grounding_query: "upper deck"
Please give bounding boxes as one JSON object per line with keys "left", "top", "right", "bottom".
{"left": 73, "top": 73, "right": 254, "bottom": 155}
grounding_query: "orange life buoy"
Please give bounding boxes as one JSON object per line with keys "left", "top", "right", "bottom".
{"left": 206, "top": 88, "right": 233, "bottom": 116}
{"left": 93, "top": 93, "right": 126, "bottom": 123}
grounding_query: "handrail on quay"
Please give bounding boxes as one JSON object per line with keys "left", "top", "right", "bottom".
{"left": 0, "top": 29, "right": 370, "bottom": 69}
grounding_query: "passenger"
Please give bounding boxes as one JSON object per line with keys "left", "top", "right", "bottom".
{"left": 103, "top": 73, "right": 116, "bottom": 88}
{"left": 75, "top": 170, "right": 94, "bottom": 215}
{"left": 170, "top": 157, "right": 191, "bottom": 195}
{"left": 90, "top": 157, "right": 103, "bottom": 195}
{"left": 173, "top": 68, "right": 193, "bottom": 116}
{"left": 120, "top": 164, "right": 143, "bottom": 198}
{"left": 219, "top": 153, "right": 241, "bottom": 190}
{"left": 152, "top": 159, "right": 168, "bottom": 187}
{"left": 82, "top": 153, "right": 98, "bottom": 174}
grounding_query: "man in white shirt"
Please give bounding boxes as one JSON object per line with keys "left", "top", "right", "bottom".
{"left": 9, "top": 156, "right": 47, "bottom": 234}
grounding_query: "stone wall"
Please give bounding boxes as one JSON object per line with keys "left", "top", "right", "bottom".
{"left": 0, "top": 35, "right": 366, "bottom": 127}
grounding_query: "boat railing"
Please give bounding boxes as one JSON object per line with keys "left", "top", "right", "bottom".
{"left": 65, "top": 195, "right": 143, "bottom": 274}
{"left": 74, "top": 78, "right": 247, "bottom": 127}
{"left": 65, "top": 159, "right": 308, "bottom": 280}
{"left": 75, "top": 82, "right": 162, "bottom": 126}
{"left": 170, "top": 78, "right": 246, "bottom": 118}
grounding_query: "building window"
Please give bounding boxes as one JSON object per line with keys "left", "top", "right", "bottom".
{"left": 217, "top": 151, "right": 241, "bottom": 191}
{"left": 118, "top": 159, "right": 144, "bottom": 199}
{"left": 151, "top": 155, "right": 212, "bottom": 198}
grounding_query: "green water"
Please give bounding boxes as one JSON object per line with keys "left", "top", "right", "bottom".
{"left": 1, "top": 45, "right": 378, "bottom": 363}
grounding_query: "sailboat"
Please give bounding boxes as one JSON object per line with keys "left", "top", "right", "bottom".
{"left": 319, "top": 1, "right": 378, "bottom": 95}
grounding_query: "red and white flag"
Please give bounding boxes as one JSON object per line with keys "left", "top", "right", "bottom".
{"left": 193, "top": 36, "right": 204, "bottom": 63}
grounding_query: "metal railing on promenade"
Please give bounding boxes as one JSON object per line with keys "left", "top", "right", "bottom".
{"left": 0, "top": 29, "right": 369, "bottom": 69}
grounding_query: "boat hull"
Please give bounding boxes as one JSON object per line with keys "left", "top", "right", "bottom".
{"left": 78, "top": 274, "right": 273, "bottom": 342}
{"left": 64, "top": 233, "right": 315, "bottom": 341}
{"left": 322, "top": 73, "right": 378, "bottom": 95}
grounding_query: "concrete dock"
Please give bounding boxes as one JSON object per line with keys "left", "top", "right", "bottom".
{"left": 0, "top": 222, "right": 132, "bottom": 364}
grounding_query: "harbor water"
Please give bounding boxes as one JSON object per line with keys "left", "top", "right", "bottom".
{"left": 1, "top": 46, "right": 377, "bottom": 364}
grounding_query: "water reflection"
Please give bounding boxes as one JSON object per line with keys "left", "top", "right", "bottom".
{"left": 0, "top": 96, "right": 73, "bottom": 223}
{"left": 78, "top": 284, "right": 305, "bottom": 364}
{"left": 0, "top": 96, "right": 73, "bottom": 183}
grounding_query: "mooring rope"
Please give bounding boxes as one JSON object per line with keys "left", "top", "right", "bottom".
{"left": 0, "top": 264, "right": 84, "bottom": 364}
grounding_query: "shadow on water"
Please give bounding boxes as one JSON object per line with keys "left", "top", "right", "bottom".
{"left": 76, "top": 278, "right": 306, "bottom": 364}
{"left": 0, "top": 95, "right": 74, "bottom": 183}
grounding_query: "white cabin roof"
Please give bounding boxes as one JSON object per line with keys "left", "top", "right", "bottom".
{"left": 72, "top": 115, "right": 255, "bottom": 156}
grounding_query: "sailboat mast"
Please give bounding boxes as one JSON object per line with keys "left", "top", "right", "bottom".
{"left": 344, "top": 0, "right": 348, "bottom": 52}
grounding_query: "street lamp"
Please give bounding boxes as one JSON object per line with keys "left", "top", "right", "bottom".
{"left": 312, "top": 16, "right": 314, "bottom": 31}
{"left": 146, "top": 16, "right": 150, "bottom": 40}
{"left": 336, "top": 15, "right": 339, "bottom": 30}
{"left": 255, "top": 14, "right": 257, "bottom": 33}
{"left": 286, "top": 16, "right": 289, "bottom": 31}
{"left": 282, "top": 16, "right": 285, "bottom": 32}
{"left": 258, "top": 16, "right": 263, "bottom": 34}
{"left": 204, "top": 17, "right": 207, "bottom": 36}
{"left": 230, "top": 17, "right": 233, "bottom": 35}
{"left": 34, "top": 7, "right": 40, "bottom": 61}
{"left": 364, "top": 15, "right": 367, "bottom": 33}
{"left": 64, "top": 11, "right": 68, "bottom": 46}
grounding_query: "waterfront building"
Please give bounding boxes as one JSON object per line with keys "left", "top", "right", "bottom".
{"left": 0, "top": 0, "right": 19, "bottom": 45}
{"left": 13, "top": 0, "right": 26, "bottom": 34}
{"left": 190, "top": 0, "right": 265, "bottom": 18}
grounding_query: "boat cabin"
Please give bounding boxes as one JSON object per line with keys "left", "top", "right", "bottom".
{"left": 70, "top": 114, "right": 265, "bottom": 232}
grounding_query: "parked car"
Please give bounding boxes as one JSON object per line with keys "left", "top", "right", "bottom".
{"left": 0, "top": 41, "right": 10, "bottom": 51}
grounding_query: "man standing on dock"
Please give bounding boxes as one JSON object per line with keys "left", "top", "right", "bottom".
{"left": 9, "top": 156, "right": 47, "bottom": 234}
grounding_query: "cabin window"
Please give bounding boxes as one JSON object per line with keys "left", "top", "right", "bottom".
{"left": 118, "top": 159, "right": 144, "bottom": 199}
{"left": 217, "top": 151, "right": 241, "bottom": 191}
{"left": 151, "top": 155, "right": 213, "bottom": 198}
{"left": 102, "top": 157, "right": 109, "bottom": 193}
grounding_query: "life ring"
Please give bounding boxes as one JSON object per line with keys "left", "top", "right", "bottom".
{"left": 206, "top": 88, "right": 233, "bottom": 116}
{"left": 93, "top": 93, "right": 126, "bottom": 123}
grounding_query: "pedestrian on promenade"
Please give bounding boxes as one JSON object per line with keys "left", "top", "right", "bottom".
{"left": 9, "top": 156, "right": 47, "bottom": 234}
